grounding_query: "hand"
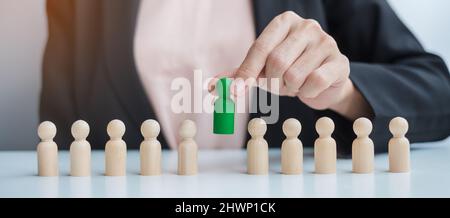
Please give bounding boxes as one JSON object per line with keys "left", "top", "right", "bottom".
{"left": 212, "top": 11, "right": 371, "bottom": 120}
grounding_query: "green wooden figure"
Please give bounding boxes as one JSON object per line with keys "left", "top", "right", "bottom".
{"left": 213, "top": 77, "right": 235, "bottom": 134}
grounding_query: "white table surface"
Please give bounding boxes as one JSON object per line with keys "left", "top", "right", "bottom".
{"left": 1, "top": 138, "right": 450, "bottom": 198}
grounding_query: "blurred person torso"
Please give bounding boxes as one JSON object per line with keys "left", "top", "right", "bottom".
{"left": 134, "top": 0, "right": 255, "bottom": 149}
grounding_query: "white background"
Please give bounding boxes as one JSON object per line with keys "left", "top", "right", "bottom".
{"left": 0, "top": 0, "right": 449, "bottom": 149}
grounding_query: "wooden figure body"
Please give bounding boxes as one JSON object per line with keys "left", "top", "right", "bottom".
{"left": 178, "top": 120, "right": 198, "bottom": 175}
{"left": 140, "top": 119, "right": 162, "bottom": 176}
{"left": 105, "top": 120, "right": 127, "bottom": 176}
{"left": 389, "top": 117, "right": 410, "bottom": 173}
{"left": 314, "top": 117, "right": 336, "bottom": 174}
{"left": 247, "top": 118, "right": 269, "bottom": 175}
{"left": 352, "top": 118, "right": 374, "bottom": 174}
{"left": 213, "top": 77, "right": 235, "bottom": 134}
{"left": 37, "top": 121, "right": 58, "bottom": 177}
{"left": 70, "top": 120, "right": 91, "bottom": 177}
{"left": 281, "top": 118, "right": 303, "bottom": 175}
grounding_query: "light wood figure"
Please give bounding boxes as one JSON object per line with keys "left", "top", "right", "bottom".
{"left": 352, "top": 118, "right": 374, "bottom": 174}
{"left": 140, "top": 119, "right": 162, "bottom": 176}
{"left": 389, "top": 117, "right": 410, "bottom": 173}
{"left": 105, "top": 119, "right": 127, "bottom": 176}
{"left": 281, "top": 118, "right": 303, "bottom": 175}
{"left": 37, "top": 121, "right": 59, "bottom": 177}
{"left": 247, "top": 118, "right": 269, "bottom": 175}
{"left": 178, "top": 120, "right": 198, "bottom": 175}
{"left": 70, "top": 120, "right": 91, "bottom": 177}
{"left": 314, "top": 117, "right": 336, "bottom": 174}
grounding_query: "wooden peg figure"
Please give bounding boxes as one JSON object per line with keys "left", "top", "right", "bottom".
{"left": 389, "top": 117, "right": 410, "bottom": 173}
{"left": 37, "top": 121, "right": 59, "bottom": 177}
{"left": 247, "top": 118, "right": 269, "bottom": 175}
{"left": 281, "top": 118, "right": 303, "bottom": 175}
{"left": 140, "top": 119, "right": 162, "bottom": 176}
{"left": 213, "top": 77, "right": 235, "bottom": 134}
{"left": 178, "top": 120, "right": 198, "bottom": 175}
{"left": 352, "top": 118, "right": 374, "bottom": 174}
{"left": 314, "top": 117, "right": 336, "bottom": 174}
{"left": 105, "top": 119, "right": 127, "bottom": 176}
{"left": 70, "top": 120, "right": 91, "bottom": 177}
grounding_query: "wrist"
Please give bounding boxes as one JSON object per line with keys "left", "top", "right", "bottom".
{"left": 330, "top": 79, "right": 373, "bottom": 120}
{"left": 329, "top": 79, "right": 353, "bottom": 114}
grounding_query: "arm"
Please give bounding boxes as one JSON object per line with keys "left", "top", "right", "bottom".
{"left": 224, "top": 0, "right": 449, "bottom": 153}
{"left": 324, "top": 0, "right": 450, "bottom": 152}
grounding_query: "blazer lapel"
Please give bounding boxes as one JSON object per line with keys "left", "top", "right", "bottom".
{"left": 102, "top": 0, "right": 155, "bottom": 128}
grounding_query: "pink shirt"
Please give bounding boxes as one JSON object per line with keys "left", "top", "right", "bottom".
{"left": 134, "top": 0, "right": 256, "bottom": 149}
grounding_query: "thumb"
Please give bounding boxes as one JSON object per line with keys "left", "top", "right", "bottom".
{"left": 207, "top": 70, "right": 236, "bottom": 94}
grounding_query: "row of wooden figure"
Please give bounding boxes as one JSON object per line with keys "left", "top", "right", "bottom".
{"left": 37, "top": 117, "right": 410, "bottom": 177}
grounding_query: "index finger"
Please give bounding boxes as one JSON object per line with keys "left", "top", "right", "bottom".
{"left": 234, "top": 13, "right": 297, "bottom": 81}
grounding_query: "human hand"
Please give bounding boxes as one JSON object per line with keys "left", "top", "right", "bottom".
{"left": 210, "top": 11, "right": 371, "bottom": 119}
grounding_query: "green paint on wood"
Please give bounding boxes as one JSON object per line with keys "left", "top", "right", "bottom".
{"left": 213, "top": 77, "right": 235, "bottom": 134}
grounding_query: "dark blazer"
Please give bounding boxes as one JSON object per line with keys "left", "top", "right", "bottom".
{"left": 42, "top": 0, "right": 450, "bottom": 156}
